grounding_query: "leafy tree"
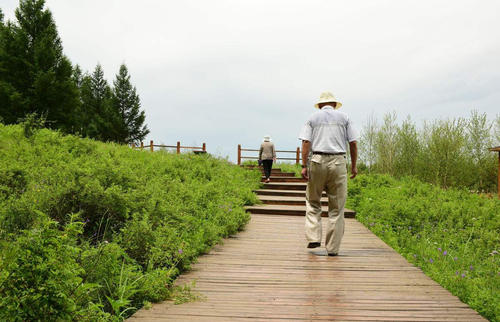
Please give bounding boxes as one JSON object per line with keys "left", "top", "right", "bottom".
{"left": 421, "top": 118, "right": 467, "bottom": 188}
{"left": 111, "top": 64, "right": 149, "bottom": 144}
{"left": 360, "top": 112, "right": 378, "bottom": 172}
{"left": 374, "top": 111, "right": 398, "bottom": 175}
{"left": 360, "top": 111, "right": 497, "bottom": 191}
{"left": 0, "top": 0, "right": 79, "bottom": 132}
{"left": 394, "top": 116, "right": 421, "bottom": 176}
{"left": 494, "top": 114, "right": 500, "bottom": 146}
{"left": 466, "top": 110, "right": 495, "bottom": 190}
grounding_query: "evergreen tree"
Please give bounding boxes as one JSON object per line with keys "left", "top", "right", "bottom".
{"left": 0, "top": 0, "right": 79, "bottom": 131}
{"left": 72, "top": 64, "right": 83, "bottom": 88}
{"left": 0, "top": 8, "right": 24, "bottom": 125}
{"left": 112, "top": 64, "right": 149, "bottom": 144}
{"left": 77, "top": 73, "right": 96, "bottom": 137}
{"left": 88, "top": 64, "right": 116, "bottom": 141}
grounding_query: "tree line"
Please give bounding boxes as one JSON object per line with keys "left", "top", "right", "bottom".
{"left": 359, "top": 111, "right": 500, "bottom": 193}
{"left": 0, "top": 0, "right": 149, "bottom": 143}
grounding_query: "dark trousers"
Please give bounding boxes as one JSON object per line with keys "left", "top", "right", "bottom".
{"left": 262, "top": 160, "right": 273, "bottom": 179}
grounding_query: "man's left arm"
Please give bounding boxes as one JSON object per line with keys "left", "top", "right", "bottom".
{"left": 349, "top": 141, "right": 358, "bottom": 179}
{"left": 301, "top": 140, "right": 310, "bottom": 179}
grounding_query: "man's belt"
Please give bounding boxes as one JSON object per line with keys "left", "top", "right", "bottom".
{"left": 312, "top": 151, "right": 346, "bottom": 156}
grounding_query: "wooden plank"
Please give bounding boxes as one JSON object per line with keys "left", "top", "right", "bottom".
{"left": 259, "top": 195, "right": 328, "bottom": 205}
{"left": 130, "top": 215, "right": 485, "bottom": 321}
{"left": 245, "top": 205, "right": 356, "bottom": 218}
{"left": 261, "top": 176, "right": 306, "bottom": 182}
{"left": 254, "top": 189, "right": 327, "bottom": 197}
{"left": 262, "top": 182, "right": 308, "bottom": 190}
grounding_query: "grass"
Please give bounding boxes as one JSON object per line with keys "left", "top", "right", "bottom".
{"left": 0, "top": 123, "right": 261, "bottom": 321}
{"left": 347, "top": 174, "right": 500, "bottom": 321}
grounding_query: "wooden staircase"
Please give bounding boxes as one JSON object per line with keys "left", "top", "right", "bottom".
{"left": 244, "top": 166, "right": 356, "bottom": 218}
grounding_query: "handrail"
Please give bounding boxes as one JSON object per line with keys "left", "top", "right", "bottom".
{"left": 132, "top": 140, "right": 206, "bottom": 154}
{"left": 237, "top": 144, "right": 301, "bottom": 165}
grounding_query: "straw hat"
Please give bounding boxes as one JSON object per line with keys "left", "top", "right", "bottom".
{"left": 263, "top": 135, "right": 271, "bottom": 142}
{"left": 314, "top": 91, "right": 342, "bottom": 109}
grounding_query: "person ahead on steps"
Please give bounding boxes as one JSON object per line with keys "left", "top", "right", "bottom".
{"left": 259, "top": 135, "right": 276, "bottom": 183}
{"left": 298, "top": 92, "right": 358, "bottom": 256}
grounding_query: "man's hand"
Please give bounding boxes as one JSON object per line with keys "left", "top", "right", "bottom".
{"left": 350, "top": 166, "right": 358, "bottom": 179}
{"left": 301, "top": 167, "right": 308, "bottom": 180}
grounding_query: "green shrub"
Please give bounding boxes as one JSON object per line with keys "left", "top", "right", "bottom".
{"left": 0, "top": 123, "right": 261, "bottom": 320}
{"left": 0, "top": 214, "right": 91, "bottom": 321}
{"left": 347, "top": 174, "right": 500, "bottom": 321}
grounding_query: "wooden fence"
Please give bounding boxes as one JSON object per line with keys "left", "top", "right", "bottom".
{"left": 237, "top": 144, "right": 301, "bottom": 165}
{"left": 132, "top": 140, "right": 206, "bottom": 154}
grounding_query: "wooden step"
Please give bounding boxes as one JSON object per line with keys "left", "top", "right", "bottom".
{"left": 262, "top": 182, "right": 307, "bottom": 190}
{"left": 260, "top": 176, "right": 306, "bottom": 183}
{"left": 261, "top": 172, "right": 296, "bottom": 177}
{"left": 241, "top": 165, "right": 282, "bottom": 172}
{"left": 245, "top": 204, "right": 356, "bottom": 218}
{"left": 259, "top": 195, "right": 328, "bottom": 206}
{"left": 254, "top": 189, "right": 327, "bottom": 197}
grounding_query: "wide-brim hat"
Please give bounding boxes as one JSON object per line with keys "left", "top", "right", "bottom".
{"left": 314, "top": 91, "right": 342, "bottom": 109}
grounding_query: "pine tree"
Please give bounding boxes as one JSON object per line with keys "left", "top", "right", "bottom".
{"left": 72, "top": 64, "right": 83, "bottom": 89}
{"left": 0, "top": 8, "right": 25, "bottom": 124}
{"left": 88, "top": 64, "right": 117, "bottom": 141}
{"left": 0, "top": 0, "right": 79, "bottom": 131}
{"left": 77, "top": 74, "right": 97, "bottom": 137}
{"left": 112, "top": 64, "right": 149, "bottom": 144}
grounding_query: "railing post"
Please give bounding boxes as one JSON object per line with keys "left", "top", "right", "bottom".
{"left": 202, "top": 143, "right": 206, "bottom": 152}
{"left": 237, "top": 144, "right": 241, "bottom": 165}
{"left": 150, "top": 140, "right": 154, "bottom": 152}
{"left": 140, "top": 141, "right": 144, "bottom": 149}
{"left": 176, "top": 141, "right": 181, "bottom": 154}
{"left": 296, "top": 147, "right": 300, "bottom": 165}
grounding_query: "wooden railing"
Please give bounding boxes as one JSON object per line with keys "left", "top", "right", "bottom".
{"left": 132, "top": 140, "right": 206, "bottom": 154}
{"left": 237, "top": 144, "right": 301, "bottom": 165}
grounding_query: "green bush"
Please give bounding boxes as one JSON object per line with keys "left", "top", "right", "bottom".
{"left": 0, "top": 215, "right": 90, "bottom": 321}
{"left": 0, "top": 123, "right": 261, "bottom": 320}
{"left": 347, "top": 174, "right": 500, "bottom": 321}
{"left": 359, "top": 111, "right": 498, "bottom": 193}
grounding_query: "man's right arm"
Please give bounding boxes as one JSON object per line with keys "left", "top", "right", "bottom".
{"left": 349, "top": 141, "right": 358, "bottom": 179}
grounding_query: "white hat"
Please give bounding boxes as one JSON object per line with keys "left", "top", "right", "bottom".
{"left": 263, "top": 135, "right": 271, "bottom": 142}
{"left": 315, "top": 91, "right": 342, "bottom": 109}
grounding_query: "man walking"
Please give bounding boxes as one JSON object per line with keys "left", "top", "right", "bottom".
{"left": 298, "top": 92, "right": 358, "bottom": 256}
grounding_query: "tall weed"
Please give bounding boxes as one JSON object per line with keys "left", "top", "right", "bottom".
{"left": 348, "top": 174, "right": 500, "bottom": 321}
{"left": 359, "top": 110, "right": 498, "bottom": 192}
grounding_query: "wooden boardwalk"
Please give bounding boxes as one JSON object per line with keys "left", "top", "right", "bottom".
{"left": 130, "top": 168, "right": 485, "bottom": 321}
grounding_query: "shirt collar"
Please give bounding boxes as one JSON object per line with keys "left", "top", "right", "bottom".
{"left": 321, "top": 105, "right": 335, "bottom": 110}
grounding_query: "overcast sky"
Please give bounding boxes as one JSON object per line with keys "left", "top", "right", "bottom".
{"left": 2, "top": 0, "right": 500, "bottom": 160}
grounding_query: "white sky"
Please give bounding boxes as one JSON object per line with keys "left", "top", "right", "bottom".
{"left": 2, "top": 0, "right": 500, "bottom": 160}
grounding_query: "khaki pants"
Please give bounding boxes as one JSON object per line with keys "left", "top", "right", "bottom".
{"left": 305, "top": 154, "right": 347, "bottom": 255}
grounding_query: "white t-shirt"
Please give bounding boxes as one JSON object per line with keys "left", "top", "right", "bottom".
{"left": 298, "top": 105, "right": 358, "bottom": 153}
